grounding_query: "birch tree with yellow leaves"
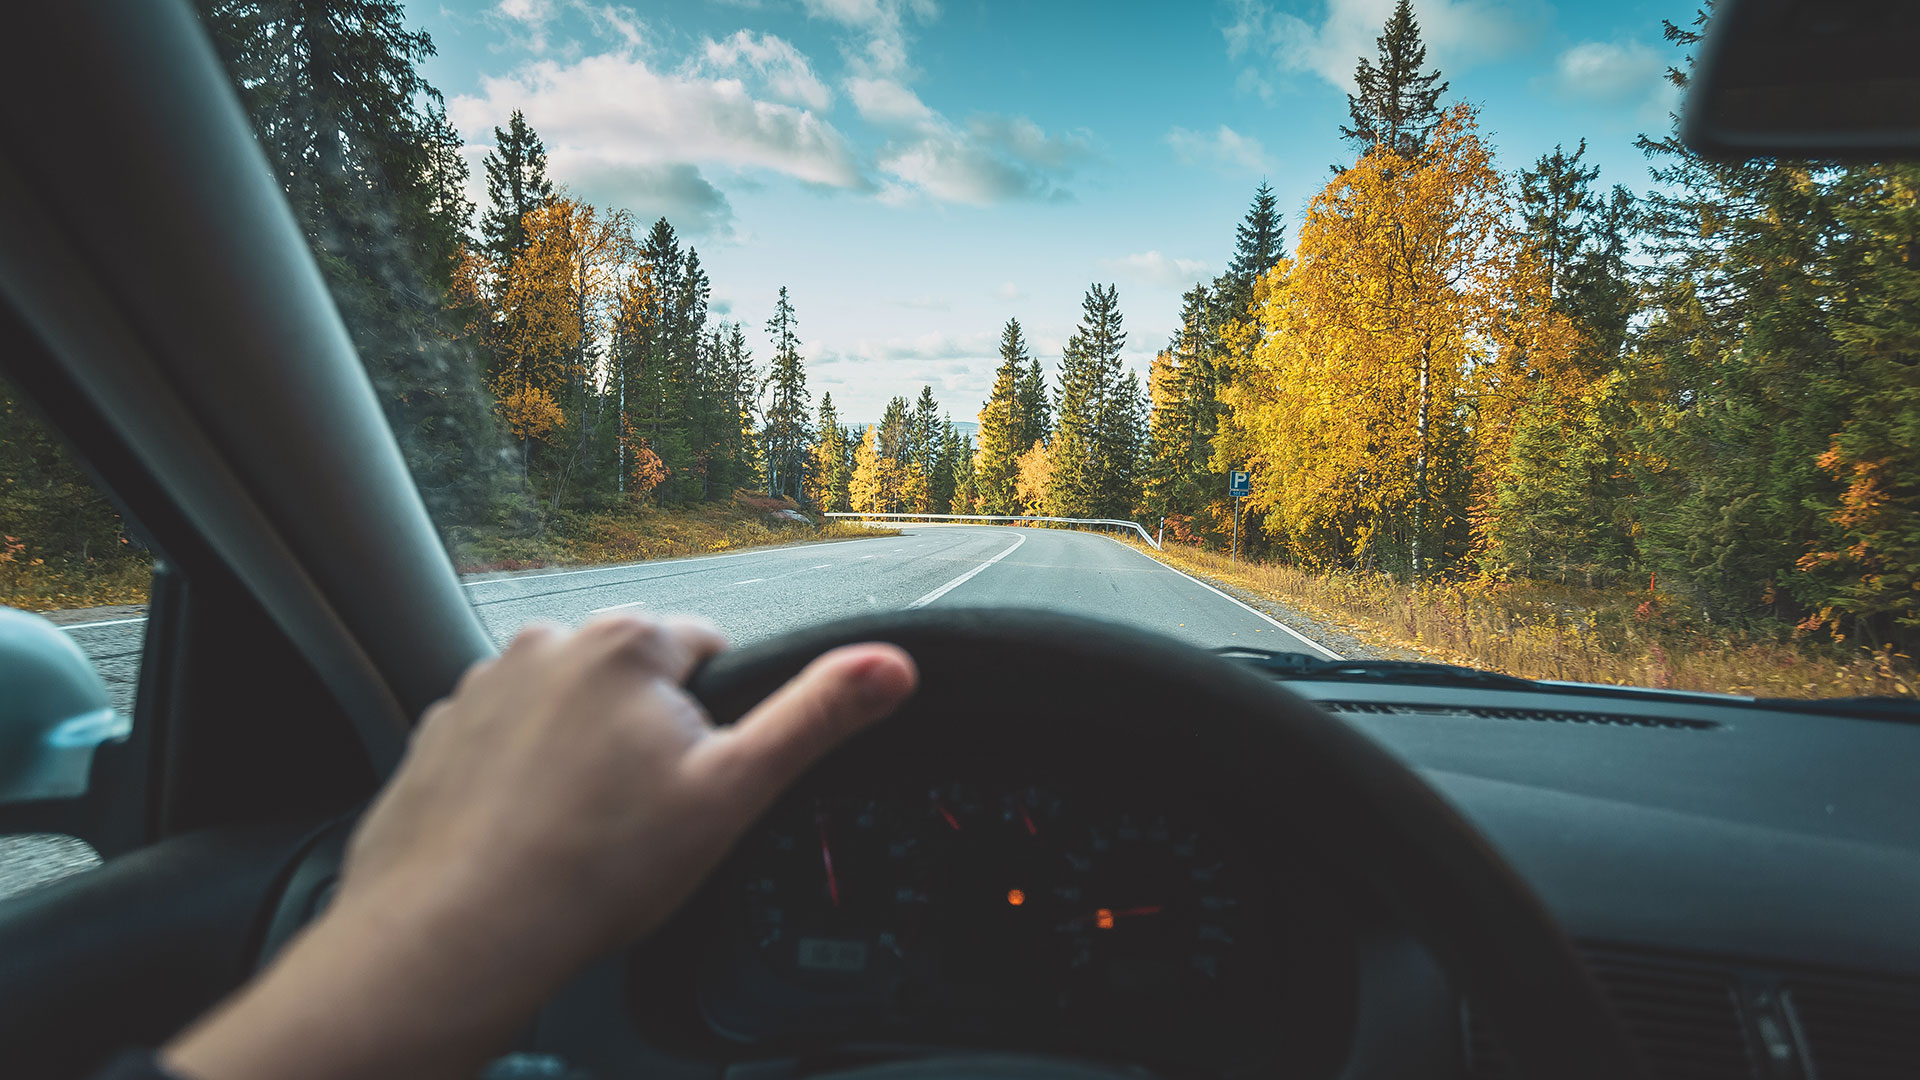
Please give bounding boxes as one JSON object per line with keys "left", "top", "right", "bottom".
{"left": 1221, "top": 105, "right": 1553, "bottom": 577}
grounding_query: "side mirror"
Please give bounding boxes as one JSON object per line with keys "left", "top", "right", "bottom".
{"left": 0, "top": 607, "right": 130, "bottom": 805}
{"left": 1683, "top": 0, "right": 1920, "bottom": 160}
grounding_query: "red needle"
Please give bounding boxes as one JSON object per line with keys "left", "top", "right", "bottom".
{"left": 816, "top": 813, "right": 840, "bottom": 908}
{"left": 934, "top": 799, "right": 961, "bottom": 832}
{"left": 1016, "top": 803, "right": 1038, "bottom": 836}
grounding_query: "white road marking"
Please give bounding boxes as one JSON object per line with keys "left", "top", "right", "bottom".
{"left": 731, "top": 578, "right": 765, "bottom": 586}
{"left": 588, "top": 600, "right": 647, "bottom": 614}
{"left": 812, "top": 564, "right": 831, "bottom": 569}
{"left": 1108, "top": 538, "right": 1342, "bottom": 660}
{"left": 57, "top": 616, "right": 150, "bottom": 631}
{"left": 906, "top": 534, "right": 1027, "bottom": 609}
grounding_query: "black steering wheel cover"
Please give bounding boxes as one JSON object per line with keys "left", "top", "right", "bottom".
{"left": 689, "top": 608, "right": 1646, "bottom": 1080}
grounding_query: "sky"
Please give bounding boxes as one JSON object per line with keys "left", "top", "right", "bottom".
{"left": 412, "top": 0, "right": 1694, "bottom": 422}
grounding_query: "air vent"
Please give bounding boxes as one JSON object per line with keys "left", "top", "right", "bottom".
{"left": 1465, "top": 951, "right": 1756, "bottom": 1079}
{"left": 1320, "top": 700, "right": 1717, "bottom": 731}
{"left": 1787, "top": 977, "right": 1920, "bottom": 1079}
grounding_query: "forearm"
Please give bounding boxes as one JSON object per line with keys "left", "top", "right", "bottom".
{"left": 159, "top": 881, "right": 578, "bottom": 1080}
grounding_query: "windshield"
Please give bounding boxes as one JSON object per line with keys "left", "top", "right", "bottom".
{"left": 18, "top": 0, "right": 1905, "bottom": 702}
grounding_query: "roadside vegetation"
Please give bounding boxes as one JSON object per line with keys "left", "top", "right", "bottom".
{"left": 1138, "top": 541, "right": 1917, "bottom": 700}
{"left": 446, "top": 494, "right": 894, "bottom": 576}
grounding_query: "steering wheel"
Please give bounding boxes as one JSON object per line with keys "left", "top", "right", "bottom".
{"left": 683, "top": 609, "right": 1647, "bottom": 1080}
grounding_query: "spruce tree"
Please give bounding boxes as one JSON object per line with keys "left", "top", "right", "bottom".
{"left": 761, "top": 286, "right": 812, "bottom": 500}
{"left": 1340, "top": 0, "right": 1449, "bottom": 159}
{"left": 1048, "top": 284, "right": 1133, "bottom": 518}
{"left": 1216, "top": 183, "right": 1287, "bottom": 319}
{"left": 482, "top": 110, "right": 556, "bottom": 263}
{"left": 975, "top": 319, "right": 1030, "bottom": 514}
{"left": 1016, "top": 356, "right": 1052, "bottom": 448}
{"left": 911, "top": 385, "right": 942, "bottom": 484}
{"left": 811, "top": 394, "right": 853, "bottom": 511}
{"left": 197, "top": 0, "right": 517, "bottom": 532}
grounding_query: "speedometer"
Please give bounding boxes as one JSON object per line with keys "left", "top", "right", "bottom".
{"left": 743, "top": 795, "right": 931, "bottom": 985}
{"left": 729, "top": 783, "right": 1272, "bottom": 1032}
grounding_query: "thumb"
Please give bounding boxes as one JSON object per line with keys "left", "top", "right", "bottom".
{"left": 689, "top": 643, "right": 918, "bottom": 817}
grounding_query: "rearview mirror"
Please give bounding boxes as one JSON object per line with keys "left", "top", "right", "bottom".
{"left": 1683, "top": 0, "right": 1920, "bottom": 160}
{"left": 0, "top": 607, "right": 129, "bottom": 805}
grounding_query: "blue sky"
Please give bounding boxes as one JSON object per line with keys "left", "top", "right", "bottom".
{"left": 414, "top": 0, "right": 1693, "bottom": 422}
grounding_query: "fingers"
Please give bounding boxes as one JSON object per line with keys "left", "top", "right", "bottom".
{"left": 688, "top": 643, "right": 918, "bottom": 815}
{"left": 578, "top": 613, "right": 729, "bottom": 682}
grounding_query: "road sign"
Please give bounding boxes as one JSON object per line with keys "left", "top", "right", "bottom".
{"left": 1229, "top": 470, "right": 1249, "bottom": 497}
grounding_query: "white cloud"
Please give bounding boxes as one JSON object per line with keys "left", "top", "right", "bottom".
{"left": 450, "top": 52, "right": 868, "bottom": 196}
{"left": 492, "top": 0, "right": 562, "bottom": 53}
{"left": 1100, "top": 251, "right": 1211, "bottom": 290}
{"left": 1224, "top": 0, "right": 1543, "bottom": 95}
{"left": 701, "top": 30, "right": 832, "bottom": 111}
{"left": 849, "top": 78, "right": 1092, "bottom": 205}
{"left": 1167, "top": 124, "right": 1273, "bottom": 173}
{"left": 1553, "top": 40, "right": 1664, "bottom": 104}
{"left": 994, "top": 281, "right": 1024, "bottom": 302}
{"left": 801, "top": 0, "right": 937, "bottom": 77}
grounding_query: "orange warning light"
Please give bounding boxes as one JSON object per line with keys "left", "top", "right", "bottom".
{"left": 1095, "top": 908, "right": 1115, "bottom": 930}
{"left": 1007, "top": 889, "right": 1026, "bottom": 907}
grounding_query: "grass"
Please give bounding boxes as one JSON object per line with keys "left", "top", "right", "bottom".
{"left": 1, "top": 553, "right": 152, "bottom": 614}
{"left": 1133, "top": 540, "right": 1918, "bottom": 700}
{"left": 445, "top": 494, "right": 895, "bottom": 575}
{"left": 3, "top": 495, "right": 896, "bottom": 613}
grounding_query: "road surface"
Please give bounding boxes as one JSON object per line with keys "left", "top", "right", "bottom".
{"left": 57, "top": 525, "right": 1335, "bottom": 720}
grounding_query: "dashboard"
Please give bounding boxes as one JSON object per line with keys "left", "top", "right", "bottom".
{"left": 630, "top": 771, "right": 1357, "bottom": 1075}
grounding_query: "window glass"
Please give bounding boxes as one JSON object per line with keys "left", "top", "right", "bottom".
{"left": 0, "top": 373, "right": 149, "bottom": 898}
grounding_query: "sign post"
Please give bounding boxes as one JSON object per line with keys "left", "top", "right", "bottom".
{"left": 1229, "top": 471, "right": 1249, "bottom": 563}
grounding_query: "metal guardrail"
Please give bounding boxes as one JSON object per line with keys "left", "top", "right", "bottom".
{"left": 825, "top": 511, "right": 1162, "bottom": 550}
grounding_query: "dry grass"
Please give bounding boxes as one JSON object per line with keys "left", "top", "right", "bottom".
{"left": 1136, "top": 541, "right": 1917, "bottom": 700}
{"left": 449, "top": 496, "right": 896, "bottom": 575}
{"left": 6, "top": 496, "right": 895, "bottom": 613}
{"left": 1, "top": 555, "right": 152, "bottom": 613}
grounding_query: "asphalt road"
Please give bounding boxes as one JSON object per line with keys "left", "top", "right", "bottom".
{"left": 56, "top": 525, "right": 1335, "bottom": 719}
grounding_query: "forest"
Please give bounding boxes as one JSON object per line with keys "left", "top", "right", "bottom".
{"left": 1, "top": 0, "right": 1915, "bottom": 670}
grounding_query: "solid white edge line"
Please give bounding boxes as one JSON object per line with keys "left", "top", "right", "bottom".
{"left": 57, "top": 615, "right": 150, "bottom": 631}
{"left": 906, "top": 533, "right": 1027, "bottom": 609}
{"left": 1105, "top": 536, "right": 1343, "bottom": 660}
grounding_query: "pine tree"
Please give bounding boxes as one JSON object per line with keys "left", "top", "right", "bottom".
{"left": 809, "top": 394, "right": 853, "bottom": 511}
{"left": 910, "top": 385, "right": 942, "bottom": 484}
{"left": 1217, "top": 183, "right": 1286, "bottom": 318}
{"left": 1048, "top": 284, "right": 1136, "bottom": 518}
{"left": 975, "top": 319, "right": 1031, "bottom": 514}
{"left": 482, "top": 110, "right": 556, "bottom": 264}
{"left": 1016, "top": 356, "right": 1052, "bottom": 448}
{"left": 761, "top": 286, "right": 812, "bottom": 501}
{"left": 1340, "top": 0, "right": 1449, "bottom": 160}
{"left": 198, "top": 0, "right": 518, "bottom": 530}
{"left": 930, "top": 419, "right": 963, "bottom": 513}
{"left": 1144, "top": 284, "right": 1222, "bottom": 531}
{"left": 948, "top": 425, "right": 978, "bottom": 513}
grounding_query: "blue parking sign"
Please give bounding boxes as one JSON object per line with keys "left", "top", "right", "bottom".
{"left": 1229, "top": 471, "right": 1249, "bottom": 497}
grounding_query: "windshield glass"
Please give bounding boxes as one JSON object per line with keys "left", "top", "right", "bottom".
{"left": 162, "top": 0, "right": 1915, "bottom": 701}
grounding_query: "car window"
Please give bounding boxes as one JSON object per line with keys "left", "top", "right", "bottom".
{"left": 190, "top": 0, "right": 1916, "bottom": 704}
{"left": 0, "top": 373, "right": 150, "bottom": 899}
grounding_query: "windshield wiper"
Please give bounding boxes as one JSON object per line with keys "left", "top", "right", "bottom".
{"left": 1212, "top": 647, "right": 1538, "bottom": 691}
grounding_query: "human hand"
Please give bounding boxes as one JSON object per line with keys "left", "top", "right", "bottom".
{"left": 163, "top": 616, "right": 918, "bottom": 1080}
